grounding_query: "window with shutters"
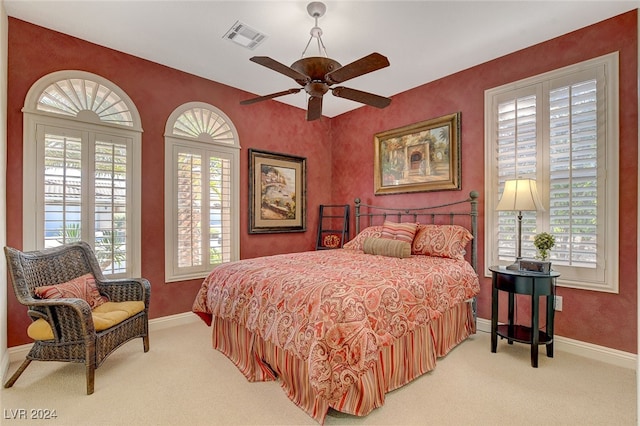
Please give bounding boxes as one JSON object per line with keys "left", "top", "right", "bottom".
{"left": 164, "top": 102, "right": 240, "bottom": 282}
{"left": 484, "top": 52, "right": 619, "bottom": 292}
{"left": 22, "top": 71, "right": 142, "bottom": 278}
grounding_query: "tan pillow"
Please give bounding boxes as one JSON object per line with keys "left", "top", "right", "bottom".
{"left": 362, "top": 237, "right": 412, "bottom": 258}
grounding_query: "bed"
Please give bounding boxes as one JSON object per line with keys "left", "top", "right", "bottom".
{"left": 192, "top": 192, "right": 480, "bottom": 423}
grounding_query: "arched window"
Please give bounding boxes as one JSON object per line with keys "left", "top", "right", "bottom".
{"left": 23, "top": 71, "right": 142, "bottom": 277}
{"left": 164, "top": 102, "right": 240, "bottom": 282}
{"left": 35, "top": 77, "right": 135, "bottom": 126}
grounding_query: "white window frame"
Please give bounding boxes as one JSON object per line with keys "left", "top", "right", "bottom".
{"left": 484, "top": 52, "right": 619, "bottom": 293}
{"left": 22, "top": 70, "right": 143, "bottom": 277}
{"left": 164, "top": 102, "right": 240, "bottom": 282}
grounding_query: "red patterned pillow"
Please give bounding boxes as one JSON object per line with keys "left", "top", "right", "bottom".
{"left": 381, "top": 221, "right": 418, "bottom": 243}
{"left": 343, "top": 226, "right": 383, "bottom": 250}
{"left": 34, "top": 273, "right": 108, "bottom": 309}
{"left": 412, "top": 224, "right": 473, "bottom": 260}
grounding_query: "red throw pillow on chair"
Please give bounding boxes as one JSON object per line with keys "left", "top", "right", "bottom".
{"left": 34, "top": 273, "right": 109, "bottom": 309}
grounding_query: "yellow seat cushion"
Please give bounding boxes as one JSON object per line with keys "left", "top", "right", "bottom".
{"left": 27, "top": 301, "right": 145, "bottom": 341}
{"left": 27, "top": 319, "right": 56, "bottom": 341}
{"left": 93, "top": 301, "right": 145, "bottom": 317}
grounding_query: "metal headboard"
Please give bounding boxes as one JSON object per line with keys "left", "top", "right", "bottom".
{"left": 354, "top": 191, "right": 479, "bottom": 273}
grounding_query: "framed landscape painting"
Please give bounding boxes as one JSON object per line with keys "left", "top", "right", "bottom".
{"left": 249, "top": 149, "right": 306, "bottom": 233}
{"left": 374, "top": 112, "right": 461, "bottom": 195}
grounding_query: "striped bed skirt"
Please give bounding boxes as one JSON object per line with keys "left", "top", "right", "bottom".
{"left": 211, "top": 300, "right": 476, "bottom": 423}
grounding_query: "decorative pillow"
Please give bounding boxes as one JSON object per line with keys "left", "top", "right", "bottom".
{"left": 34, "top": 273, "right": 108, "bottom": 309}
{"left": 362, "top": 237, "right": 412, "bottom": 258}
{"left": 381, "top": 221, "right": 418, "bottom": 243}
{"left": 322, "top": 233, "right": 342, "bottom": 249}
{"left": 411, "top": 224, "right": 473, "bottom": 260}
{"left": 342, "top": 225, "right": 383, "bottom": 250}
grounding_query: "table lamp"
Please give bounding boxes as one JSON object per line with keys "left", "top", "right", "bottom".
{"left": 496, "top": 178, "right": 545, "bottom": 270}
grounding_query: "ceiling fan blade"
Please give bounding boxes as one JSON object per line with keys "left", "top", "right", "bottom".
{"left": 240, "top": 88, "right": 302, "bottom": 105}
{"left": 325, "top": 53, "right": 390, "bottom": 85}
{"left": 250, "top": 56, "right": 310, "bottom": 85}
{"left": 332, "top": 87, "right": 392, "bottom": 109}
{"left": 306, "top": 96, "right": 323, "bottom": 121}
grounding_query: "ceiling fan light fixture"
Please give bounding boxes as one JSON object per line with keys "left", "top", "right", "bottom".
{"left": 240, "top": 2, "right": 391, "bottom": 121}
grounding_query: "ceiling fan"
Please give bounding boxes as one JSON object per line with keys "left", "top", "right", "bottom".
{"left": 240, "top": 2, "right": 391, "bottom": 121}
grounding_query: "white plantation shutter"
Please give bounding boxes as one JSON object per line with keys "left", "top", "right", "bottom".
{"left": 485, "top": 53, "right": 618, "bottom": 292}
{"left": 176, "top": 150, "right": 203, "bottom": 269}
{"left": 42, "top": 128, "right": 83, "bottom": 247}
{"left": 548, "top": 77, "right": 600, "bottom": 273}
{"left": 209, "top": 154, "right": 232, "bottom": 265}
{"left": 172, "top": 148, "right": 233, "bottom": 272}
{"left": 94, "top": 136, "right": 130, "bottom": 275}
{"left": 37, "top": 125, "right": 134, "bottom": 276}
{"left": 165, "top": 103, "right": 239, "bottom": 282}
{"left": 496, "top": 91, "right": 540, "bottom": 260}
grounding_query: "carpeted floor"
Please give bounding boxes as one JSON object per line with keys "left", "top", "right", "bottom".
{"left": 2, "top": 318, "right": 636, "bottom": 425}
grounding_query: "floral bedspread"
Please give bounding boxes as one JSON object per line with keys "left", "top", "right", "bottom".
{"left": 192, "top": 249, "right": 479, "bottom": 405}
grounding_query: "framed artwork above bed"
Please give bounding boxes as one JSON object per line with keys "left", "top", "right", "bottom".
{"left": 249, "top": 149, "right": 306, "bottom": 233}
{"left": 374, "top": 112, "right": 461, "bottom": 195}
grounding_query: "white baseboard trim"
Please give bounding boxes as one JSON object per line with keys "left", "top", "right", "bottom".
{"left": 1, "top": 349, "right": 9, "bottom": 386}
{"left": 476, "top": 318, "right": 637, "bottom": 370}
{"left": 5, "top": 311, "right": 201, "bottom": 365}
{"left": 5, "top": 314, "right": 636, "bottom": 372}
{"left": 147, "top": 311, "right": 201, "bottom": 331}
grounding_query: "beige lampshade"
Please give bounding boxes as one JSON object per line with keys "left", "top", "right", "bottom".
{"left": 496, "top": 179, "right": 545, "bottom": 212}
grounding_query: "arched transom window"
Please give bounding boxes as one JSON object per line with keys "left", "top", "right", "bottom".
{"left": 36, "top": 77, "right": 134, "bottom": 126}
{"left": 171, "top": 106, "right": 235, "bottom": 144}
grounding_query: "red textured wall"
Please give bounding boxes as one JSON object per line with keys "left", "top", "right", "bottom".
{"left": 6, "top": 18, "right": 332, "bottom": 346}
{"left": 5, "top": 10, "right": 638, "bottom": 353}
{"left": 331, "top": 10, "right": 638, "bottom": 353}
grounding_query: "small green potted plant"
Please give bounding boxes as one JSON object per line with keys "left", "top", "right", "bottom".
{"left": 534, "top": 232, "right": 556, "bottom": 261}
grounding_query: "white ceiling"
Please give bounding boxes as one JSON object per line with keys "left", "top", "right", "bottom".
{"left": 5, "top": 1, "right": 637, "bottom": 118}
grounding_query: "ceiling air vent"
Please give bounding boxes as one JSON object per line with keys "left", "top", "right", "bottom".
{"left": 223, "top": 21, "right": 267, "bottom": 50}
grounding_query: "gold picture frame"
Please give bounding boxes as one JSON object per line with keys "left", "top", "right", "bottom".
{"left": 374, "top": 112, "right": 461, "bottom": 195}
{"left": 249, "top": 149, "right": 306, "bottom": 233}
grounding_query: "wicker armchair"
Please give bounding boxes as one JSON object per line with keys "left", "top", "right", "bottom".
{"left": 4, "top": 242, "right": 150, "bottom": 394}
